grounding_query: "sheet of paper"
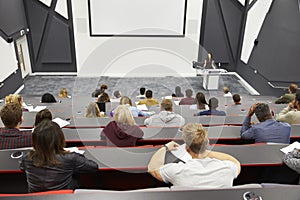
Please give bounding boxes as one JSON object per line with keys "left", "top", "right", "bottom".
{"left": 137, "top": 104, "right": 148, "bottom": 111}
{"left": 26, "top": 106, "right": 47, "bottom": 112}
{"left": 170, "top": 143, "right": 192, "bottom": 163}
{"left": 64, "top": 147, "right": 85, "bottom": 154}
{"left": 280, "top": 141, "right": 300, "bottom": 154}
{"left": 52, "top": 118, "right": 70, "bottom": 128}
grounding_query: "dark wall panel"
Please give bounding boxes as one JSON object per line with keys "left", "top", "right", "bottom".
{"left": 0, "top": 69, "right": 23, "bottom": 99}
{"left": 24, "top": 0, "right": 77, "bottom": 72}
{"left": 236, "top": 0, "right": 300, "bottom": 95}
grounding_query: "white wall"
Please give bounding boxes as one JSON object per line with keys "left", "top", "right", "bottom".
{"left": 0, "top": 38, "right": 18, "bottom": 82}
{"left": 72, "top": 0, "right": 203, "bottom": 77}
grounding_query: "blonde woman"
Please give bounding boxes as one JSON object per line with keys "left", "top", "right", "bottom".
{"left": 100, "top": 105, "right": 144, "bottom": 147}
{"left": 5, "top": 94, "right": 28, "bottom": 111}
{"left": 148, "top": 123, "right": 240, "bottom": 188}
{"left": 85, "top": 102, "right": 101, "bottom": 118}
{"left": 58, "top": 88, "right": 68, "bottom": 98}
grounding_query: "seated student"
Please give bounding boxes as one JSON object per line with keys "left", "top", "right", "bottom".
{"left": 148, "top": 123, "right": 241, "bottom": 187}
{"left": 41, "top": 93, "right": 57, "bottom": 103}
{"left": 34, "top": 109, "right": 53, "bottom": 126}
{"left": 92, "top": 84, "right": 108, "bottom": 98}
{"left": 276, "top": 93, "right": 300, "bottom": 125}
{"left": 241, "top": 103, "right": 290, "bottom": 143}
{"left": 58, "top": 88, "right": 69, "bottom": 98}
{"left": 179, "top": 89, "right": 195, "bottom": 105}
{"left": 173, "top": 86, "right": 184, "bottom": 98}
{"left": 223, "top": 87, "right": 232, "bottom": 97}
{"left": 195, "top": 97, "right": 226, "bottom": 116}
{"left": 5, "top": 94, "right": 28, "bottom": 111}
{"left": 97, "top": 92, "right": 111, "bottom": 103}
{"left": 110, "top": 96, "right": 150, "bottom": 117}
{"left": 190, "top": 92, "right": 208, "bottom": 110}
{"left": 137, "top": 90, "right": 159, "bottom": 107}
{"left": 20, "top": 120, "right": 98, "bottom": 193}
{"left": 144, "top": 99, "right": 185, "bottom": 127}
{"left": 136, "top": 87, "right": 146, "bottom": 99}
{"left": 0, "top": 103, "right": 32, "bottom": 150}
{"left": 85, "top": 102, "right": 101, "bottom": 118}
{"left": 100, "top": 105, "right": 144, "bottom": 147}
{"left": 283, "top": 149, "right": 300, "bottom": 174}
{"left": 113, "top": 90, "right": 122, "bottom": 99}
{"left": 232, "top": 94, "right": 242, "bottom": 105}
{"left": 275, "top": 83, "right": 298, "bottom": 104}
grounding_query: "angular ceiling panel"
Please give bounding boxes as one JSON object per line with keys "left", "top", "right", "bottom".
{"left": 42, "top": 16, "right": 72, "bottom": 63}
{"left": 39, "top": 0, "right": 52, "bottom": 7}
{"left": 55, "top": 0, "right": 69, "bottom": 19}
{"left": 238, "top": 0, "right": 245, "bottom": 6}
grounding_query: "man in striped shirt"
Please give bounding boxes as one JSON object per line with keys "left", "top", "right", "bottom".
{"left": 0, "top": 103, "right": 32, "bottom": 149}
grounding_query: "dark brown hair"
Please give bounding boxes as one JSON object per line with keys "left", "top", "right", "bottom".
{"left": 0, "top": 103, "right": 22, "bottom": 128}
{"left": 30, "top": 120, "right": 66, "bottom": 167}
{"left": 34, "top": 109, "right": 53, "bottom": 126}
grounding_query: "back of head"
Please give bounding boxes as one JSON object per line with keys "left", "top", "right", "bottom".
{"left": 140, "top": 87, "right": 146, "bottom": 95}
{"left": 85, "top": 102, "right": 101, "bottom": 118}
{"left": 120, "top": 96, "right": 132, "bottom": 106}
{"left": 113, "top": 105, "right": 135, "bottom": 126}
{"left": 232, "top": 94, "right": 241, "bottom": 104}
{"left": 0, "top": 103, "right": 22, "bottom": 128}
{"left": 97, "top": 92, "right": 110, "bottom": 102}
{"left": 182, "top": 123, "right": 209, "bottom": 154}
{"left": 146, "top": 90, "right": 153, "bottom": 98}
{"left": 100, "top": 84, "right": 108, "bottom": 90}
{"left": 41, "top": 93, "right": 56, "bottom": 103}
{"left": 31, "top": 120, "right": 66, "bottom": 167}
{"left": 114, "top": 90, "right": 121, "bottom": 98}
{"left": 5, "top": 94, "right": 22, "bottom": 107}
{"left": 223, "top": 87, "right": 230, "bottom": 94}
{"left": 58, "top": 88, "right": 68, "bottom": 98}
{"left": 195, "top": 92, "right": 207, "bottom": 105}
{"left": 34, "top": 109, "right": 53, "bottom": 126}
{"left": 185, "top": 89, "right": 193, "bottom": 98}
{"left": 208, "top": 97, "right": 219, "bottom": 109}
{"left": 161, "top": 99, "right": 173, "bottom": 111}
{"left": 289, "top": 83, "right": 298, "bottom": 94}
{"left": 254, "top": 103, "right": 272, "bottom": 122}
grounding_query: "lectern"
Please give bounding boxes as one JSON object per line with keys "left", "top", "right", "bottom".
{"left": 202, "top": 69, "right": 226, "bottom": 90}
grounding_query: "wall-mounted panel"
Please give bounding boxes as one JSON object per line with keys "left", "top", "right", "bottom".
{"left": 0, "top": 39, "right": 18, "bottom": 82}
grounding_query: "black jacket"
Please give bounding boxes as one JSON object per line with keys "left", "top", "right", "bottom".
{"left": 20, "top": 152, "right": 98, "bottom": 192}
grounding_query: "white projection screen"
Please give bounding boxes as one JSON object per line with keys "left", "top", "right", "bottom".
{"left": 88, "top": 0, "right": 187, "bottom": 36}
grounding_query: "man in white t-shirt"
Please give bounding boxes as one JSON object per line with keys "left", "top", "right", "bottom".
{"left": 148, "top": 123, "right": 241, "bottom": 188}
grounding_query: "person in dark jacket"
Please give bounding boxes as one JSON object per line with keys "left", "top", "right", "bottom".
{"left": 195, "top": 97, "right": 226, "bottom": 116}
{"left": 100, "top": 105, "right": 144, "bottom": 147}
{"left": 20, "top": 120, "right": 98, "bottom": 192}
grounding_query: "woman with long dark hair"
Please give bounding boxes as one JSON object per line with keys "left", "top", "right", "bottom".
{"left": 20, "top": 120, "right": 98, "bottom": 192}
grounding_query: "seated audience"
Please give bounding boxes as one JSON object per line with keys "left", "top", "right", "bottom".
{"left": 148, "top": 123, "right": 241, "bottom": 187}
{"left": 241, "top": 103, "right": 290, "bottom": 143}
{"left": 110, "top": 96, "right": 150, "bottom": 117}
{"left": 276, "top": 93, "right": 300, "bottom": 124}
{"left": 41, "top": 93, "right": 57, "bottom": 103}
{"left": 5, "top": 94, "right": 28, "bottom": 111}
{"left": 85, "top": 102, "right": 101, "bottom": 118}
{"left": 190, "top": 92, "right": 208, "bottom": 110}
{"left": 283, "top": 149, "right": 300, "bottom": 174}
{"left": 137, "top": 90, "right": 159, "bottom": 107}
{"left": 179, "top": 89, "right": 195, "bottom": 105}
{"left": 113, "top": 90, "right": 122, "bottom": 99}
{"left": 144, "top": 99, "right": 185, "bottom": 127}
{"left": 58, "top": 88, "right": 69, "bottom": 98}
{"left": 92, "top": 84, "right": 108, "bottom": 98}
{"left": 97, "top": 92, "right": 111, "bottom": 103}
{"left": 136, "top": 87, "right": 146, "bottom": 99}
{"left": 34, "top": 109, "right": 53, "bottom": 126}
{"left": 232, "top": 94, "right": 241, "bottom": 105}
{"left": 100, "top": 105, "right": 144, "bottom": 147}
{"left": 0, "top": 103, "right": 32, "bottom": 149}
{"left": 20, "top": 120, "right": 98, "bottom": 192}
{"left": 223, "top": 87, "right": 232, "bottom": 97}
{"left": 195, "top": 97, "right": 226, "bottom": 116}
{"left": 275, "top": 83, "right": 298, "bottom": 104}
{"left": 173, "top": 86, "right": 184, "bottom": 97}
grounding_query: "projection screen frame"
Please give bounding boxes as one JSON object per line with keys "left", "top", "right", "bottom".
{"left": 87, "top": 0, "right": 188, "bottom": 37}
